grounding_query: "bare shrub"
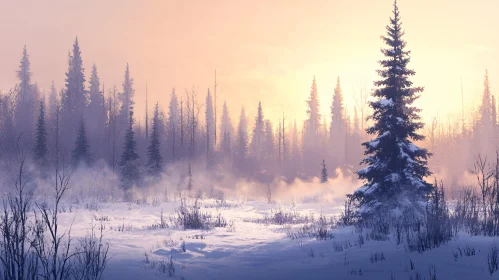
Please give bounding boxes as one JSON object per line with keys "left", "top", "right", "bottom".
{"left": 488, "top": 243, "right": 499, "bottom": 275}
{"left": 174, "top": 198, "right": 228, "bottom": 230}
{"left": 71, "top": 224, "right": 110, "bottom": 280}
{"left": 0, "top": 143, "right": 39, "bottom": 280}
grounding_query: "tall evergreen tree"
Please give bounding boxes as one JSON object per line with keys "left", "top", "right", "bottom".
{"left": 147, "top": 103, "right": 162, "bottom": 176}
{"left": 477, "top": 70, "right": 495, "bottom": 155}
{"left": 120, "top": 102, "right": 140, "bottom": 188}
{"left": 262, "top": 120, "right": 274, "bottom": 163}
{"left": 320, "top": 159, "right": 328, "bottom": 183}
{"left": 34, "top": 98, "right": 48, "bottom": 165}
{"left": 305, "top": 76, "right": 321, "bottom": 140}
{"left": 71, "top": 118, "right": 92, "bottom": 166}
{"left": 220, "top": 101, "right": 234, "bottom": 159}
{"left": 86, "top": 64, "right": 106, "bottom": 157}
{"left": 15, "top": 45, "right": 37, "bottom": 144}
{"left": 48, "top": 81, "right": 58, "bottom": 118}
{"left": 235, "top": 107, "right": 248, "bottom": 168}
{"left": 167, "top": 88, "right": 179, "bottom": 161}
{"left": 330, "top": 78, "right": 346, "bottom": 138}
{"left": 205, "top": 89, "right": 215, "bottom": 165}
{"left": 250, "top": 101, "right": 265, "bottom": 161}
{"left": 354, "top": 1, "right": 432, "bottom": 218}
{"left": 119, "top": 64, "right": 135, "bottom": 129}
{"left": 62, "top": 37, "right": 87, "bottom": 150}
{"left": 303, "top": 76, "right": 322, "bottom": 175}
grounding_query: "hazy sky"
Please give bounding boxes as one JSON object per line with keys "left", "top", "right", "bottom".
{"left": 0, "top": 0, "right": 498, "bottom": 127}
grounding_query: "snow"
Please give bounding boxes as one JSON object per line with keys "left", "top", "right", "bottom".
{"left": 378, "top": 98, "right": 393, "bottom": 107}
{"left": 407, "top": 143, "right": 420, "bottom": 153}
{"left": 50, "top": 195, "right": 499, "bottom": 280}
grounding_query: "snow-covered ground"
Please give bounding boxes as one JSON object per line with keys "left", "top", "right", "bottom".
{"left": 54, "top": 196, "right": 499, "bottom": 280}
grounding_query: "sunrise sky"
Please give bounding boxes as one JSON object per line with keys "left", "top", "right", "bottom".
{"left": 0, "top": 0, "right": 497, "bottom": 128}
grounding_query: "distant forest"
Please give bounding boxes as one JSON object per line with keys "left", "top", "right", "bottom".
{"left": 0, "top": 38, "right": 496, "bottom": 189}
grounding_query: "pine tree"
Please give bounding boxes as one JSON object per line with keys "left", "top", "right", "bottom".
{"left": 330, "top": 77, "right": 347, "bottom": 164}
{"left": 263, "top": 120, "right": 274, "bottom": 162}
{"left": 320, "top": 159, "right": 328, "bottom": 183}
{"left": 86, "top": 64, "right": 106, "bottom": 157}
{"left": 62, "top": 37, "right": 86, "bottom": 150}
{"left": 250, "top": 101, "right": 264, "bottom": 161}
{"left": 71, "top": 118, "right": 92, "bottom": 166}
{"left": 220, "top": 101, "right": 234, "bottom": 159}
{"left": 48, "top": 81, "right": 58, "bottom": 118}
{"left": 120, "top": 103, "right": 140, "bottom": 188}
{"left": 303, "top": 76, "right": 322, "bottom": 174}
{"left": 167, "top": 88, "right": 179, "bottom": 161}
{"left": 205, "top": 89, "right": 215, "bottom": 165}
{"left": 235, "top": 107, "right": 248, "bottom": 168}
{"left": 15, "top": 45, "right": 37, "bottom": 145}
{"left": 34, "top": 98, "right": 48, "bottom": 165}
{"left": 147, "top": 103, "right": 162, "bottom": 176}
{"left": 478, "top": 70, "right": 495, "bottom": 155}
{"left": 305, "top": 76, "right": 321, "bottom": 140}
{"left": 354, "top": 1, "right": 432, "bottom": 218}
{"left": 119, "top": 64, "right": 135, "bottom": 128}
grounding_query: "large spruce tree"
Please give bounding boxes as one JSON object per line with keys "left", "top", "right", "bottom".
{"left": 15, "top": 46, "right": 37, "bottom": 146}
{"left": 146, "top": 103, "right": 162, "bottom": 176}
{"left": 34, "top": 98, "right": 48, "bottom": 166}
{"left": 250, "top": 101, "right": 264, "bottom": 161}
{"left": 220, "top": 101, "right": 234, "bottom": 159}
{"left": 354, "top": 0, "right": 432, "bottom": 218}
{"left": 120, "top": 103, "right": 140, "bottom": 188}
{"left": 62, "top": 37, "right": 86, "bottom": 151}
{"left": 205, "top": 89, "right": 215, "bottom": 165}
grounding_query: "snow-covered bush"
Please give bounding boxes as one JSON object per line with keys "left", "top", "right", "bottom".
{"left": 174, "top": 198, "right": 228, "bottom": 230}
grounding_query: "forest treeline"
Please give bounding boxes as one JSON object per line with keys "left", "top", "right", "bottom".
{"left": 0, "top": 37, "right": 496, "bottom": 188}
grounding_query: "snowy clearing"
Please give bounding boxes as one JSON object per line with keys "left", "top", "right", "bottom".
{"left": 54, "top": 198, "right": 499, "bottom": 280}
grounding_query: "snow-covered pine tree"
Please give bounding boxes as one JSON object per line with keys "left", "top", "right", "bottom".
{"left": 120, "top": 103, "right": 140, "bottom": 188}
{"left": 71, "top": 118, "right": 92, "bottom": 166}
{"left": 147, "top": 103, "right": 162, "bottom": 177}
{"left": 34, "top": 98, "right": 48, "bottom": 166}
{"left": 320, "top": 159, "right": 328, "bottom": 183}
{"left": 354, "top": 0, "right": 432, "bottom": 218}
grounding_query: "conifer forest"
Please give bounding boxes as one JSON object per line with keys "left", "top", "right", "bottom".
{"left": 0, "top": 1, "right": 498, "bottom": 279}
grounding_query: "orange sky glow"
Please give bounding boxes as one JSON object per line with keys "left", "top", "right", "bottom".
{"left": 0, "top": 0, "right": 498, "bottom": 129}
